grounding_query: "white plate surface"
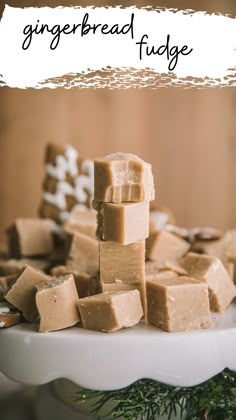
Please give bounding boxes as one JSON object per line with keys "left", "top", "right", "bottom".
{"left": 0, "top": 303, "right": 236, "bottom": 390}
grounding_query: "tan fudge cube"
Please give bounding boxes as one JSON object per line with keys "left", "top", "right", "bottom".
{"left": 64, "top": 208, "right": 97, "bottom": 238}
{"left": 7, "top": 218, "right": 54, "bottom": 258}
{"left": 66, "top": 231, "right": 99, "bottom": 276}
{"left": 146, "top": 230, "right": 190, "bottom": 267}
{"left": 94, "top": 152, "right": 155, "bottom": 203}
{"left": 51, "top": 265, "right": 90, "bottom": 298}
{"left": 101, "top": 281, "right": 147, "bottom": 319}
{"left": 100, "top": 240, "right": 145, "bottom": 284}
{"left": 88, "top": 276, "right": 147, "bottom": 318}
{"left": 147, "top": 275, "right": 212, "bottom": 332}
{"left": 96, "top": 201, "right": 149, "bottom": 245}
{"left": 180, "top": 252, "right": 236, "bottom": 312}
{"left": 78, "top": 290, "right": 143, "bottom": 332}
{"left": 36, "top": 274, "right": 80, "bottom": 332}
{"left": 5, "top": 266, "right": 50, "bottom": 322}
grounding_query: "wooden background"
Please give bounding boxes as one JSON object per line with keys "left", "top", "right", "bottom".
{"left": 0, "top": 0, "right": 235, "bottom": 237}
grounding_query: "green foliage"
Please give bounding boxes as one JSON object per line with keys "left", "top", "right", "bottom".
{"left": 74, "top": 369, "right": 236, "bottom": 419}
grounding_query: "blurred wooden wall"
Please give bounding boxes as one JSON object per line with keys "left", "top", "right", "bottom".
{"left": 0, "top": 0, "right": 235, "bottom": 235}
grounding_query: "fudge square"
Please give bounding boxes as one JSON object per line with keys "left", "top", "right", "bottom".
{"left": 147, "top": 275, "right": 212, "bottom": 332}
{"left": 5, "top": 265, "right": 50, "bottom": 322}
{"left": 66, "top": 231, "right": 99, "bottom": 276}
{"left": 7, "top": 218, "right": 54, "bottom": 258}
{"left": 146, "top": 230, "right": 190, "bottom": 268}
{"left": 180, "top": 252, "right": 236, "bottom": 312}
{"left": 100, "top": 240, "right": 145, "bottom": 283}
{"left": 93, "top": 152, "right": 155, "bottom": 203}
{"left": 101, "top": 281, "right": 147, "bottom": 319}
{"left": 96, "top": 201, "right": 149, "bottom": 245}
{"left": 36, "top": 274, "right": 80, "bottom": 332}
{"left": 78, "top": 290, "right": 143, "bottom": 332}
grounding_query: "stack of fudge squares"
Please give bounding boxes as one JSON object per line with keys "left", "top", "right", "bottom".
{"left": 78, "top": 152, "right": 155, "bottom": 331}
{"left": 0, "top": 146, "right": 236, "bottom": 334}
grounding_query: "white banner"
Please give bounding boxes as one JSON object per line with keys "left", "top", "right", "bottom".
{"left": 0, "top": 5, "right": 235, "bottom": 88}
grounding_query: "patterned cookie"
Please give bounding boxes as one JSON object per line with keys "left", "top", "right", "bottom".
{"left": 39, "top": 143, "right": 94, "bottom": 224}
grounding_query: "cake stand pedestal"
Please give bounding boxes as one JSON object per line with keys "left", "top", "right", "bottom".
{"left": 0, "top": 304, "right": 236, "bottom": 420}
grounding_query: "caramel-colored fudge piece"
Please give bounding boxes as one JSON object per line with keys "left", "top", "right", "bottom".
{"left": 5, "top": 266, "right": 50, "bottom": 322}
{"left": 101, "top": 281, "right": 147, "bottom": 319}
{"left": 36, "top": 274, "right": 80, "bottom": 332}
{"left": 94, "top": 153, "right": 155, "bottom": 203}
{"left": 78, "top": 290, "right": 143, "bottom": 332}
{"left": 96, "top": 201, "right": 149, "bottom": 245}
{"left": 100, "top": 240, "right": 145, "bottom": 283}
{"left": 64, "top": 208, "right": 97, "bottom": 238}
{"left": 180, "top": 253, "right": 236, "bottom": 312}
{"left": 146, "top": 230, "right": 190, "bottom": 267}
{"left": 7, "top": 218, "right": 54, "bottom": 258}
{"left": 88, "top": 275, "right": 147, "bottom": 318}
{"left": 147, "top": 275, "right": 212, "bottom": 332}
{"left": 66, "top": 231, "right": 99, "bottom": 276}
{"left": 0, "top": 258, "right": 49, "bottom": 276}
{"left": 51, "top": 265, "right": 90, "bottom": 298}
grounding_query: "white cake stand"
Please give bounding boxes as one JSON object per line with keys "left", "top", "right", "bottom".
{"left": 0, "top": 303, "right": 236, "bottom": 420}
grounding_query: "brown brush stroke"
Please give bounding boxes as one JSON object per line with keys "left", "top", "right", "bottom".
{"left": 0, "top": 2, "right": 235, "bottom": 18}
{"left": 38, "top": 67, "right": 236, "bottom": 89}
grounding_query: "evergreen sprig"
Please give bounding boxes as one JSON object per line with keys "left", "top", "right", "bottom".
{"left": 74, "top": 369, "right": 236, "bottom": 420}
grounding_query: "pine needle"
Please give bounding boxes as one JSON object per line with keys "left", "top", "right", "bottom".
{"left": 73, "top": 369, "right": 236, "bottom": 420}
